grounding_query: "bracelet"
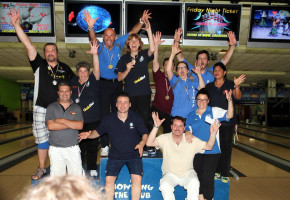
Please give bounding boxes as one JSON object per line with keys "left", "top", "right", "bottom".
{"left": 153, "top": 125, "right": 159, "bottom": 129}
{"left": 139, "top": 18, "right": 144, "bottom": 24}
{"left": 88, "top": 26, "right": 94, "bottom": 31}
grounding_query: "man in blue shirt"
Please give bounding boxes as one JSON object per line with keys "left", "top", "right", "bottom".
{"left": 174, "top": 28, "right": 237, "bottom": 85}
{"left": 83, "top": 10, "right": 151, "bottom": 156}
{"left": 79, "top": 92, "right": 148, "bottom": 200}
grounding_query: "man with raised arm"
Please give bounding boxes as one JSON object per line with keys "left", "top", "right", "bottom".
{"left": 146, "top": 112, "right": 220, "bottom": 200}
{"left": 166, "top": 42, "right": 205, "bottom": 119}
{"left": 150, "top": 31, "right": 174, "bottom": 133}
{"left": 79, "top": 92, "right": 148, "bottom": 200}
{"left": 174, "top": 28, "right": 237, "bottom": 84}
{"left": 46, "top": 82, "right": 84, "bottom": 176}
{"left": 82, "top": 10, "right": 151, "bottom": 156}
{"left": 8, "top": 8, "right": 75, "bottom": 180}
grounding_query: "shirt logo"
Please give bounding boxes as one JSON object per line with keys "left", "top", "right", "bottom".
{"left": 134, "top": 75, "right": 146, "bottom": 84}
{"left": 139, "top": 56, "right": 144, "bottom": 62}
{"left": 70, "top": 112, "right": 76, "bottom": 115}
{"left": 129, "top": 122, "right": 134, "bottom": 129}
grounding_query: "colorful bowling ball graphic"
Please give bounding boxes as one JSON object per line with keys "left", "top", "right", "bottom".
{"left": 76, "top": 6, "right": 111, "bottom": 33}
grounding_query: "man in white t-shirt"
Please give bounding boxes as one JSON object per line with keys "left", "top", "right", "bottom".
{"left": 146, "top": 113, "right": 220, "bottom": 200}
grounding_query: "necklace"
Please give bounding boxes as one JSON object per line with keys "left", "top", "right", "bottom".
{"left": 180, "top": 79, "right": 190, "bottom": 101}
{"left": 48, "top": 63, "right": 59, "bottom": 85}
{"left": 165, "top": 78, "right": 171, "bottom": 100}
{"left": 105, "top": 46, "right": 114, "bottom": 69}
{"left": 75, "top": 81, "right": 88, "bottom": 103}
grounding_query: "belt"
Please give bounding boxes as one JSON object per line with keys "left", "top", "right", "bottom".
{"left": 100, "top": 77, "right": 118, "bottom": 82}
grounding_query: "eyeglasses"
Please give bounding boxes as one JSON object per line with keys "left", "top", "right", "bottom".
{"left": 196, "top": 98, "right": 208, "bottom": 102}
{"left": 177, "top": 66, "right": 187, "bottom": 70}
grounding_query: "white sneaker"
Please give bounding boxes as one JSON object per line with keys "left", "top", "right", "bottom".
{"left": 90, "top": 170, "right": 98, "bottom": 177}
{"left": 101, "top": 146, "right": 109, "bottom": 156}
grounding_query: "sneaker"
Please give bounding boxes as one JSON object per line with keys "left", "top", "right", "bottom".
{"left": 31, "top": 167, "right": 46, "bottom": 180}
{"left": 214, "top": 173, "right": 221, "bottom": 180}
{"left": 221, "top": 176, "right": 229, "bottom": 183}
{"left": 101, "top": 146, "right": 109, "bottom": 156}
{"left": 90, "top": 170, "right": 98, "bottom": 177}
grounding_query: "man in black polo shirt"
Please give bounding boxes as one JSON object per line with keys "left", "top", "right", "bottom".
{"left": 79, "top": 92, "right": 148, "bottom": 200}
{"left": 8, "top": 8, "right": 75, "bottom": 180}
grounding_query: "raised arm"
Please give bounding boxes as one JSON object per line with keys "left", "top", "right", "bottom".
{"left": 221, "top": 31, "right": 236, "bottom": 65}
{"left": 167, "top": 42, "right": 181, "bottom": 80}
{"left": 225, "top": 89, "right": 234, "bottom": 119}
{"left": 174, "top": 28, "right": 184, "bottom": 62}
{"left": 142, "top": 17, "right": 155, "bottom": 56}
{"left": 233, "top": 74, "right": 246, "bottom": 100}
{"left": 203, "top": 120, "right": 221, "bottom": 150}
{"left": 82, "top": 10, "right": 99, "bottom": 43}
{"left": 146, "top": 112, "right": 165, "bottom": 147}
{"left": 54, "top": 118, "right": 83, "bottom": 130}
{"left": 129, "top": 10, "right": 152, "bottom": 34}
{"left": 191, "top": 63, "right": 205, "bottom": 90}
{"left": 87, "top": 41, "right": 100, "bottom": 80}
{"left": 8, "top": 8, "right": 37, "bottom": 60}
{"left": 152, "top": 31, "right": 165, "bottom": 72}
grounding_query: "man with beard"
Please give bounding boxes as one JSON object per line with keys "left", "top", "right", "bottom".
{"left": 174, "top": 28, "right": 237, "bottom": 85}
{"left": 8, "top": 8, "right": 75, "bottom": 180}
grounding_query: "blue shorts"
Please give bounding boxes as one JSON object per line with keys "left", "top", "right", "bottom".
{"left": 105, "top": 158, "right": 143, "bottom": 177}
{"left": 38, "top": 141, "right": 49, "bottom": 149}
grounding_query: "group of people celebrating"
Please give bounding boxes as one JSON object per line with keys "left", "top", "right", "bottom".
{"left": 8, "top": 7, "right": 246, "bottom": 200}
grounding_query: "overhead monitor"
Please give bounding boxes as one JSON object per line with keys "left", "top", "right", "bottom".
{"left": 0, "top": 0, "right": 55, "bottom": 42}
{"left": 64, "top": 0, "right": 122, "bottom": 43}
{"left": 183, "top": 3, "right": 241, "bottom": 46}
{"left": 125, "top": 1, "right": 182, "bottom": 45}
{"left": 247, "top": 5, "right": 290, "bottom": 48}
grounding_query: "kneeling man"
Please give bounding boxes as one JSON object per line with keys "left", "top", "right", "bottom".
{"left": 46, "top": 82, "right": 84, "bottom": 176}
{"left": 146, "top": 112, "right": 220, "bottom": 200}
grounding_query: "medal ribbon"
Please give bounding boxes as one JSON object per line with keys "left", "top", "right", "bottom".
{"left": 48, "top": 63, "right": 59, "bottom": 80}
{"left": 77, "top": 81, "right": 88, "bottom": 98}
{"left": 165, "top": 78, "right": 171, "bottom": 96}
{"left": 180, "top": 79, "right": 190, "bottom": 101}
{"left": 105, "top": 47, "right": 113, "bottom": 66}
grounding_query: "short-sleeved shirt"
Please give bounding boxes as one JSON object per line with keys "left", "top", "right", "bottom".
{"left": 206, "top": 79, "right": 237, "bottom": 126}
{"left": 184, "top": 58, "right": 215, "bottom": 85}
{"left": 169, "top": 75, "right": 199, "bottom": 118}
{"left": 45, "top": 100, "right": 84, "bottom": 147}
{"left": 70, "top": 73, "right": 101, "bottom": 123}
{"left": 152, "top": 69, "right": 174, "bottom": 115}
{"left": 30, "top": 53, "right": 75, "bottom": 108}
{"left": 185, "top": 106, "right": 229, "bottom": 154}
{"left": 156, "top": 133, "right": 205, "bottom": 177}
{"left": 97, "top": 110, "right": 148, "bottom": 160}
{"left": 98, "top": 34, "right": 129, "bottom": 79}
{"left": 114, "top": 49, "right": 153, "bottom": 96}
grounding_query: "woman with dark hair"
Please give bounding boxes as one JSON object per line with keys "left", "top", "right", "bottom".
{"left": 205, "top": 62, "right": 246, "bottom": 183}
{"left": 114, "top": 16, "right": 155, "bottom": 129}
{"left": 185, "top": 88, "right": 234, "bottom": 200}
{"left": 70, "top": 41, "right": 101, "bottom": 177}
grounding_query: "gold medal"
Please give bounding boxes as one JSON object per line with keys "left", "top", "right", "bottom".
{"left": 108, "top": 65, "right": 113, "bottom": 69}
{"left": 132, "top": 59, "right": 136, "bottom": 65}
{"left": 165, "top": 95, "right": 170, "bottom": 100}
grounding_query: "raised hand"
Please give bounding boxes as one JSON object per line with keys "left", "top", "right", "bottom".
{"left": 8, "top": 8, "right": 21, "bottom": 27}
{"left": 210, "top": 119, "right": 221, "bottom": 135}
{"left": 153, "top": 31, "right": 165, "bottom": 46}
{"left": 82, "top": 10, "right": 98, "bottom": 28}
{"left": 141, "top": 9, "right": 152, "bottom": 23}
{"left": 171, "top": 42, "right": 182, "bottom": 55}
{"left": 225, "top": 89, "right": 233, "bottom": 101}
{"left": 234, "top": 74, "right": 246, "bottom": 86}
{"left": 142, "top": 17, "right": 151, "bottom": 32}
{"left": 152, "top": 112, "right": 165, "bottom": 128}
{"left": 87, "top": 41, "right": 99, "bottom": 55}
{"left": 174, "top": 28, "right": 183, "bottom": 42}
{"left": 78, "top": 131, "right": 91, "bottom": 142}
{"left": 227, "top": 31, "right": 237, "bottom": 46}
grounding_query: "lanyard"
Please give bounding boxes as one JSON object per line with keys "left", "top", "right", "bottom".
{"left": 77, "top": 81, "right": 88, "bottom": 98}
{"left": 48, "top": 63, "right": 59, "bottom": 79}
{"left": 180, "top": 79, "right": 190, "bottom": 101}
